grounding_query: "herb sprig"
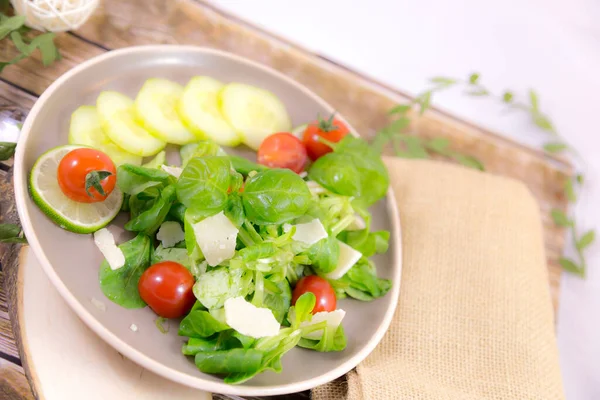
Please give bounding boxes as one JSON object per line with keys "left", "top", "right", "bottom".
{"left": 375, "top": 72, "right": 592, "bottom": 277}
{"left": 0, "top": 14, "right": 61, "bottom": 73}
{"left": 371, "top": 79, "right": 485, "bottom": 171}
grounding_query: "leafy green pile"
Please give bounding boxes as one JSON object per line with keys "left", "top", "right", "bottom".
{"left": 97, "top": 138, "right": 391, "bottom": 383}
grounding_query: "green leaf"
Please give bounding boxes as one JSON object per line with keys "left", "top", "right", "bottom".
{"left": 298, "top": 322, "right": 347, "bottom": 352}
{"left": 403, "top": 136, "right": 429, "bottom": 159}
{"left": 564, "top": 178, "right": 576, "bottom": 202}
{"left": 332, "top": 259, "right": 391, "bottom": 301}
{"left": 468, "top": 73, "right": 480, "bottom": 84}
{"left": 262, "top": 277, "right": 292, "bottom": 324}
{"left": 387, "top": 117, "right": 410, "bottom": 132}
{"left": 290, "top": 292, "right": 316, "bottom": 329}
{"left": 180, "top": 140, "right": 227, "bottom": 168}
{"left": 152, "top": 244, "right": 191, "bottom": 270}
{"left": 466, "top": 89, "right": 489, "bottom": 96}
{"left": 430, "top": 77, "right": 456, "bottom": 86}
{"left": 577, "top": 174, "right": 584, "bottom": 184}
{"left": 155, "top": 317, "right": 169, "bottom": 334}
{"left": 228, "top": 155, "right": 267, "bottom": 176}
{"left": 559, "top": 257, "right": 584, "bottom": 277}
{"left": 98, "top": 233, "right": 152, "bottom": 308}
{"left": 426, "top": 137, "right": 450, "bottom": 154}
{"left": 550, "top": 209, "right": 571, "bottom": 227}
{"left": 117, "top": 164, "right": 171, "bottom": 195}
{"left": 532, "top": 112, "right": 555, "bottom": 132}
{"left": 416, "top": 91, "right": 432, "bottom": 115}
{"left": 306, "top": 236, "right": 340, "bottom": 274}
{"left": 529, "top": 89, "right": 539, "bottom": 111}
{"left": 176, "top": 156, "right": 231, "bottom": 211}
{"left": 242, "top": 169, "right": 312, "bottom": 225}
{"left": 195, "top": 348, "right": 264, "bottom": 374}
{"left": 31, "top": 33, "right": 59, "bottom": 66}
{"left": 453, "top": 154, "right": 485, "bottom": 171}
{"left": 502, "top": 91, "right": 514, "bottom": 103}
{"left": 193, "top": 267, "right": 253, "bottom": 309}
{"left": 0, "top": 142, "right": 16, "bottom": 161}
{"left": 388, "top": 104, "right": 412, "bottom": 115}
{"left": 577, "top": 230, "right": 595, "bottom": 250}
{"left": 543, "top": 142, "right": 568, "bottom": 154}
{"left": 0, "top": 223, "right": 26, "bottom": 243}
{"left": 178, "top": 310, "right": 230, "bottom": 338}
{"left": 125, "top": 185, "right": 177, "bottom": 235}
{"left": 308, "top": 136, "right": 389, "bottom": 208}
{"left": 0, "top": 15, "right": 25, "bottom": 40}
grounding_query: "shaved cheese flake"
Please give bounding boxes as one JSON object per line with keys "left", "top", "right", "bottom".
{"left": 161, "top": 165, "right": 183, "bottom": 179}
{"left": 325, "top": 241, "right": 362, "bottom": 280}
{"left": 192, "top": 211, "right": 238, "bottom": 266}
{"left": 301, "top": 309, "right": 346, "bottom": 340}
{"left": 286, "top": 219, "right": 328, "bottom": 246}
{"left": 156, "top": 221, "right": 184, "bottom": 248}
{"left": 93, "top": 228, "right": 125, "bottom": 270}
{"left": 225, "top": 297, "right": 280, "bottom": 338}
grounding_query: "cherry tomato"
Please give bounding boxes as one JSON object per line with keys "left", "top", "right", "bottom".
{"left": 138, "top": 261, "right": 196, "bottom": 319}
{"left": 57, "top": 148, "right": 116, "bottom": 203}
{"left": 303, "top": 114, "right": 349, "bottom": 160}
{"left": 292, "top": 275, "right": 336, "bottom": 314}
{"left": 257, "top": 132, "right": 307, "bottom": 174}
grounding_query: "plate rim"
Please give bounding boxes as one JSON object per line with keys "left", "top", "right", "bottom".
{"left": 13, "top": 44, "right": 402, "bottom": 396}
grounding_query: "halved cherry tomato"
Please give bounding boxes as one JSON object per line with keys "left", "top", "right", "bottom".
{"left": 292, "top": 275, "right": 336, "bottom": 314}
{"left": 57, "top": 148, "right": 116, "bottom": 203}
{"left": 138, "top": 261, "right": 196, "bottom": 319}
{"left": 303, "top": 114, "right": 349, "bottom": 160}
{"left": 257, "top": 132, "right": 307, "bottom": 174}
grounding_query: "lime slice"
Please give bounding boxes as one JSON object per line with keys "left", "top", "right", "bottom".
{"left": 29, "top": 145, "right": 123, "bottom": 234}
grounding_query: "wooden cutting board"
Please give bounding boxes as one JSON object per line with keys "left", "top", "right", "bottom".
{"left": 0, "top": 1, "right": 570, "bottom": 398}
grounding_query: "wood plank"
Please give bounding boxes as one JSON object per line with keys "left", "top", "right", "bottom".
{"left": 0, "top": 32, "right": 104, "bottom": 95}
{"left": 0, "top": 88, "right": 37, "bottom": 399}
{"left": 0, "top": 358, "right": 34, "bottom": 400}
{"left": 0, "top": 271, "right": 20, "bottom": 360}
{"left": 74, "top": 0, "right": 568, "bottom": 311}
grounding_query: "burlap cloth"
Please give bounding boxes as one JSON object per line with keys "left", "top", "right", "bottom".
{"left": 313, "top": 158, "right": 564, "bottom": 400}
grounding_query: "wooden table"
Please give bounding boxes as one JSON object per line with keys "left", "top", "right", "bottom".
{"left": 0, "top": 1, "right": 571, "bottom": 398}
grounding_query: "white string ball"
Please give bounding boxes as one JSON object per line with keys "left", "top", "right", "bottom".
{"left": 11, "top": 0, "right": 99, "bottom": 32}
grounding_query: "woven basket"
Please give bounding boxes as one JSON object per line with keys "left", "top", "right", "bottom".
{"left": 11, "top": 0, "right": 99, "bottom": 32}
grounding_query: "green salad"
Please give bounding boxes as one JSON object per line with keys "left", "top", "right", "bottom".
{"left": 28, "top": 77, "right": 392, "bottom": 384}
{"left": 101, "top": 137, "right": 390, "bottom": 383}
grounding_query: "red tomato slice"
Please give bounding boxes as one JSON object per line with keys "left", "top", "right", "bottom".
{"left": 292, "top": 275, "right": 336, "bottom": 314}
{"left": 138, "top": 261, "right": 196, "bottom": 319}
{"left": 303, "top": 114, "right": 349, "bottom": 160}
{"left": 57, "top": 148, "right": 116, "bottom": 203}
{"left": 257, "top": 132, "right": 308, "bottom": 174}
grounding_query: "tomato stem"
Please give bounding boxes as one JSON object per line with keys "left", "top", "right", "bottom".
{"left": 315, "top": 113, "right": 337, "bottom": 133}
{"left": 85, "top": 170, "right": 112, "bottom": 198}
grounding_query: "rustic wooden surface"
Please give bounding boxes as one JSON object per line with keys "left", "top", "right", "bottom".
{"left": 0, "top": 0, "right": 570, "bottom": 398}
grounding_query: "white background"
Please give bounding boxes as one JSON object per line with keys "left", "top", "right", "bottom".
{"left": 209, "top": 1, "right": 600, "bottom": 398}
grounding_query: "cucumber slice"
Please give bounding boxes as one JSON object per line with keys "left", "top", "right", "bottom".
{"left": 291, "top": 123, "right": 308, "bottom": 139}
{"left": 177, "top": 76, "right": 241, "bottom": 146}
{"left": 97, "top": 91, "right": 166, "bottom": 157}
{"left": 142, "top": 150, "right": 166, "bottom": 169}
{"left": 219, "top": 83, "right": 291, "bottom": 150}
{"left": 68, "top": 105, "right": 142, "bottom": 166}
{"left": 135, "top": 79, "right": 198, "bottom": 145}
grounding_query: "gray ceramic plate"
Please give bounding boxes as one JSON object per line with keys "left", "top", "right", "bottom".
{"left": 13, "top": 46, "right": 402, "bottom": 396}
